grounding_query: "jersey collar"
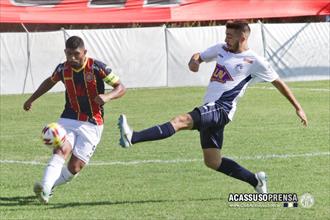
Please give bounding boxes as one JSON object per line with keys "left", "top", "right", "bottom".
{"left": 72, "top": 57, "right": 88, "bottom": 73}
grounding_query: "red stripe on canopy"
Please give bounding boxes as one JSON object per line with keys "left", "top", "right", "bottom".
{"left": 0, "top": 0, "right": 329, "bottom": 24}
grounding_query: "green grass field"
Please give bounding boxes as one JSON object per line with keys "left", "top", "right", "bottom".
{"left": 0, "top": 80, "right": 329, "bottom": 220}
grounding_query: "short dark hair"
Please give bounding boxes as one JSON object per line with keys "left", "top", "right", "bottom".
{"left": 226, "top": 20, "right": 251, "bottom": 34}
{"left": 65, "top": 36, "right": 85, "bottom": 49}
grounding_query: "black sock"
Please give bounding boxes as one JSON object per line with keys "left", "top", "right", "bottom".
{"left": 217, "top": 157, "right": 258, "bottom": 187}
{"left": 131, "top": 122, "right": 176, "bottom": 144}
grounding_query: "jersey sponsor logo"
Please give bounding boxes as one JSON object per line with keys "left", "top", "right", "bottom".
{"left": 235, "top": 64, "right": 243, "bottom": 73}
{"left": 85, "top": 71, "right": 94, "bottom": 82}
{"left": 210, "top": 64, "right": 233, "bottom": 83}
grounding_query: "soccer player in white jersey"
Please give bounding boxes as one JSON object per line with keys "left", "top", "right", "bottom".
{"left": 118, "top": 20, "right": 308, "bottom": 193}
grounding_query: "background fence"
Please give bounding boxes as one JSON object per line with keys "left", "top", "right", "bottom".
{"left": 0, "top": 22, "right": 329, "bottom": 94}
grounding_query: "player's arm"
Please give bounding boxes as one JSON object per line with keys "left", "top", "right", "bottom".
{"left": 23, "top": 77, "right": 57, "bottom": 111}
{"left": 189, "top": 44, "right": 221, "bottom": 72}
{"left": 271, "top": 78, "right": 308, "bottom": 126}
{"left": 94, "top": 71, "right": 126, "bottom": 105}
{"left": 95, "top": 80, "right": 126, "bottom": 105}
{"left": 188, "top": 53, "right": 203, "bottom": 72}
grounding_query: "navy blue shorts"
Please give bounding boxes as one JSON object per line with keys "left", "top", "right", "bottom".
{"left": 188, "top": 103, "right": 229, "bottom": 149}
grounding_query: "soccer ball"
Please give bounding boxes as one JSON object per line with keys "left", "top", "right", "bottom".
{"left": 41, "top": 122, "right": 67, "bottom": 149}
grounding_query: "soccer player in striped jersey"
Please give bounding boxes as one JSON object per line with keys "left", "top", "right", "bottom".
{"left": 23, "top": 36, "right": 126, "bottom": 204}
{"left": 118, "top": 20, "right": 308, "bottom": 194}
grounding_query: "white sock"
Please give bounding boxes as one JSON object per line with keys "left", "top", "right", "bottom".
{"left": 41, "top": 154, "right": 65, "bottom": 194}
{"left": 53, "top": 166, "right": 74, "bottom": 187}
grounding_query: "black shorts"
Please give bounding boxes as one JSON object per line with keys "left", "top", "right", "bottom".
{"left": 188, "top": 103, "right": 229, "bottom": 149}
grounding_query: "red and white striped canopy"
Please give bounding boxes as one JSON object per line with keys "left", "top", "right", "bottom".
{"left": 1, "top": 0, "right": 329, "bottom": 24}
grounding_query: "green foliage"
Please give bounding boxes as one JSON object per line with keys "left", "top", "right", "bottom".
{"left": 0, "top": 81, "right": 329, "bottom": 219}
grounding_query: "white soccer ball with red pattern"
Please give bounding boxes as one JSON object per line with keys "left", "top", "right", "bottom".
{"left": 41, "top": 123, "right": 67, "bottom": 149}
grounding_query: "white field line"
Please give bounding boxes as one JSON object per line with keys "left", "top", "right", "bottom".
{"left": 1, "top": 151, "right": 329, "bottom": 166}
{"left": 249, "top": 86, "right": 330, "bottom": 92}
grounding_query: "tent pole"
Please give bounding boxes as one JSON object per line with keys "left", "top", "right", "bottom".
{"left": 61, "top": 27, "right": 70, "bottom": 43}
{"left": 258, "top": 20, "right": 267, "bottom": 58}
{"left": 21, "top": 23, "right": 34, "bottom": 94}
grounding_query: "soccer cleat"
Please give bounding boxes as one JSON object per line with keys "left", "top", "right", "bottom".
{"left": 118, "top": 114, "right": 133, "bottom": 148}
{"left": 254, "top": 171, "right": 268, "bottom": 193}
{"left": 33, "top": 182, "right": 50, "bottom": 204}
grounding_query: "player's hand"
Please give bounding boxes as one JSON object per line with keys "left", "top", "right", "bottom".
{"left": 188, "top": 53, "right": 201, "bottom": 72}
{"left": 23, "top": 100, "right": 32, "bottom": 111}
{"left": 94, "top": 94, "right": 108, "bottom": 105}
{"left": 296, "top": 108, "right": 308, "bottom": 127}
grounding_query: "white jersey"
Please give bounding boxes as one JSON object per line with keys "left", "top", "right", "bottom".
{"left": 200, "top": 43, "right": 279, "bottom": 120}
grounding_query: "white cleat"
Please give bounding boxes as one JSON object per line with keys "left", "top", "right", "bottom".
{"left": 118, "top": 114, "right": 133, "bottom": 148}
{"left": 254, "top": 171, "right": 268, "bottom": 193}
{"left": 33, "top": 182, "right": 50, "bottom": 204}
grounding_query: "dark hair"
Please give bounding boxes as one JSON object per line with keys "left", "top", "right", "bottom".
{"left": 65, "top": 36, "right": 85, "bottom": 49}
{"left": 226, "top": 20, "right": 251, "bottom": 34}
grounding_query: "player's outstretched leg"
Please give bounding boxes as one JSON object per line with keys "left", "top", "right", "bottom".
{"left": 118, "top": 114, "right": 177, "bottom": 148}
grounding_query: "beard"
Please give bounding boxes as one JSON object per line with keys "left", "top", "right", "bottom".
{"left": 68, "top": 61, "right": 82, "bottom": 68}
{"left": 228, "top": 42, "right": 240, "bottom": 53}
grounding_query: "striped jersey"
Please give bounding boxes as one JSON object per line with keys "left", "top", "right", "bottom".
{"left": 51, "top": 57, "right": 120, "bottom": 125}
{"left": 200, "top": 43, "right": 279, "bottom": 120}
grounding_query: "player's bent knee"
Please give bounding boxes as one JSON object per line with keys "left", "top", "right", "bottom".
{"left": 171, "top": 114, "right": 193, "bottom": 130}
{"left": 68, "top": 158, "right": 85, "bottom": 174}
{"left": 53, "top": 141, "right": 72, "bottom": 159}
{"left": 68, "top": 163, "right": 83, "bottom": 175}
{"left": 204, "top": 158, "right": 221, "bottom": 170}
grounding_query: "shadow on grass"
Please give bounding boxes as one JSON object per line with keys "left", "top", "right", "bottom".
{"left": 0, "top": 195, "right": 37, "bottom": 206}
{"left": 0, "top": 195, "right": 222, "bottom": 208}
{"left": 50, "top": 197, "right": 223, "bottom": 209}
